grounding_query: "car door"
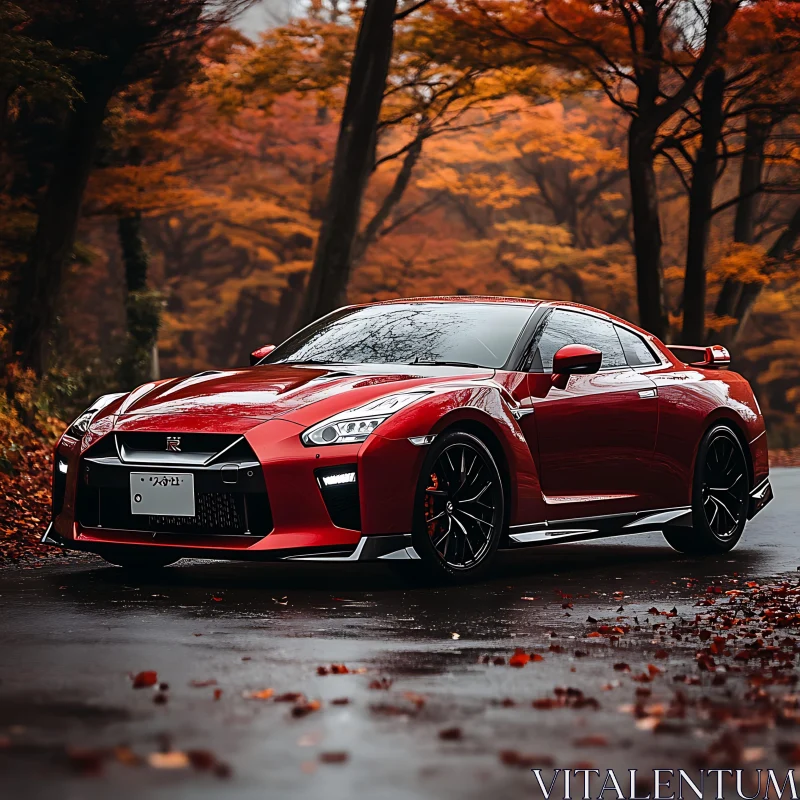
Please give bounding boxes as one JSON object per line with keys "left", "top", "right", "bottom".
{"left": 518, "top": 308, "right": 659, "bottom": 522}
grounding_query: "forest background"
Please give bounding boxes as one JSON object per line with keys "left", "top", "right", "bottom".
{"left": 2, "top": 0, "right": 800, "bottom": 473}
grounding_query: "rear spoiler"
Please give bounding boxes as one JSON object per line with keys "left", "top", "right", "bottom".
{"left": 666, "top": 344, "right": 731, "bottom": 369}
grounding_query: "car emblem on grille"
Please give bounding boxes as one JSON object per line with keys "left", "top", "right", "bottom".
{"left": 166, "top": 436, "right": 182, "bottom": 452}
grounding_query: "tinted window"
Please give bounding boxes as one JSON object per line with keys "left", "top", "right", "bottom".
{"left": 616, "top": 325, "right": 658, "bottom": 367}
{"left": 264, "top": 303, "right": 534, "bottom": 368}
{"left": 530, "top": 309, "right": 627, "bottom": 371}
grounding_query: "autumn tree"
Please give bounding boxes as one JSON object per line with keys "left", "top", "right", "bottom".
{"left": 7, "top": 0, "right": 250, "bottom": 376}
{"left": 700, "top": 3, "right": 800, "bottom": 345}
{"left": 224, "top": 0, "right": 553, "bottom": 333}
{"left": 446, "top": 0, "right": 741, "bottom": 340}
{"left": 666, "top": 1, "right": 800, "bottom": 343}
{"left": 293, "top": 0, "right": 399, "bottom": 326}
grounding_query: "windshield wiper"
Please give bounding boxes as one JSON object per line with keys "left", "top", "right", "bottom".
{"left": 409, "top": 360, "right": 488, "bottom": 369}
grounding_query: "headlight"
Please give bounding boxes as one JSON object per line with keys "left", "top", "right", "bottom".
{"left": 64, "top": 393, "right": 126, "bottom": 441}
{"left": 65, "top": 410, "right": 95, "bottom": 440}
{"left": 301, "top": 392, "right": 430, "bottom": 446}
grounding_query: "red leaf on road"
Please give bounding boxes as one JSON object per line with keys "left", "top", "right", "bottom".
{"left": 509, "top": 648, "right": 531, "bottom": 668}
{"left": 132, "top": 671, "right": 158, "bottom": 689}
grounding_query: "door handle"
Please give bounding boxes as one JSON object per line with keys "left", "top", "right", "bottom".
{"left": 638, "top": 388, "right": 657, "bottom": 399}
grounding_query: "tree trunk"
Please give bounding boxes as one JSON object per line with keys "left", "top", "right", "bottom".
{"left": 297, "top": 0, "right": 398, "bottom": 327}
{"left": 118, "top": 212, "right": 161, "bottom": 387}
{"left": 10, "top": 75, "right": 118, "bottom": 374}
{"left": 119, "top": 213, "right": 149, "bottom": 294}
{"left": 628, "top": 121, "right": 668, "bottom": 340}
{"left": 351, "top": 131, "right": 424, "bottom": 265}
{"left": 271, "top": 270, "right": 307, "bottom": 344}
{"left": 713, "top": 116, "right": 770, "bottom": 344}
{"left": 730, "top": 204, "right": 800, "bottom": 343}
{"left": 680, "top": 67, "right": 725, "bottom": 345}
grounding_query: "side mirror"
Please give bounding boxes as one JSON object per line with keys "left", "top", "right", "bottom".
{"left": 551, "top": 344, "right": 602, "bottom": 389}
{"left": 250, "top": 344, "right": 275, "bottom": 366}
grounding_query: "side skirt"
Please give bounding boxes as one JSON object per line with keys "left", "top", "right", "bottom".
{"left": 502, "top": 507, "right": 692, "bottom": 549}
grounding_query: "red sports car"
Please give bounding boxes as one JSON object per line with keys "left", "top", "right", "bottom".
{"left": 44, "top": 297, "right": 772, "bottom": 581}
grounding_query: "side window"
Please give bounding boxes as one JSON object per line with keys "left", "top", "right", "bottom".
{"left": 530, "top": 309, "right": 627, "bottom": 371}
{"left": 616, "top": 325, "right": 658, "bottom": 367}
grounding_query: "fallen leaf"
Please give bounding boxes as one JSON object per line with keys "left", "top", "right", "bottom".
{"left": 439, "top": 727, "right": 463, "bottom": 741}
{"left": 499, "top": 750, "right": 554, "bottom": 768}
{"left": 244, "top": 688, "right": 274, "bottom": 700}
{"left": 275, "top": 692, "right": 306, "bottom": 703}
{"left": 132, "top": 671, "right": 158, "bottom": 689}
{"left": 509, "top": 648, "right": 531, "bottom": 668}
{"left": 319, "top": 751, "right": 349, "bottom": 764}
{"left": 148, "top": 751, "right": 190, "bottom": 769}
{"left": 113, "top": 746, "right": 142, "bottom": 767}
{"left": 187, "top": 750, "right": 216, "bottom": 770}
{"left": 292, "top": 700, "right": 322, "bottom": 718}
{"left": 403, "top": 692, "right": 426, "bottom": 709}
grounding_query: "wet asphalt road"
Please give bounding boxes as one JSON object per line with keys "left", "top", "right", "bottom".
{"left": 0, "top": 469, "right": 798, "bottom": 800}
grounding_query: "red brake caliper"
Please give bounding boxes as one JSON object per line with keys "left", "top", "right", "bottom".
{"left": 425, "top": 472, "right": 440, "bottom": 539}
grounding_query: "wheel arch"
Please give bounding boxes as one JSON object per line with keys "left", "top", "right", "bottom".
{"left": 434, "top": 418, "right": 513, "bottom": 539}
{"left": 700, "top": 414, "right": 755, "bottom": 491}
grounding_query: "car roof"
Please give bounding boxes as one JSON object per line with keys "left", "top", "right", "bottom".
{"left": 368, "top": 295, "right": 544, "bottom": 307}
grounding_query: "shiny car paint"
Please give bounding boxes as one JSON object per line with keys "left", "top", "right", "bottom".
{"left": 45, "top": 296, "right": 771, "bottom": 564}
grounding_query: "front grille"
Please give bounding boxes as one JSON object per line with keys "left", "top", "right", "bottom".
{"left": 76, "top": 433, "right": 272, "bottom": 537}
{"left": 77, "top": 487, "right": 272, "bottom": 536}
{"left": 149, "top": 492, "right": 243, "bottom": 532}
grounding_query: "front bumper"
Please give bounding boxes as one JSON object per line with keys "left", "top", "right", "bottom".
{"left": 41, "top": 523, "right": 420, "bottom": 562}
{"left": 49, "top": 417, "right": 427, "bottom": 556}
{"left": 748, "top": 476, "right": 773, "bottom": 519}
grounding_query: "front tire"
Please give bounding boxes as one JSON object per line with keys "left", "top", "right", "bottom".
{"left": 411, "top": 430, "right": 505, "bottom": 583}
{"left": 663, "top": 425, "right": 749, "bottom": 555}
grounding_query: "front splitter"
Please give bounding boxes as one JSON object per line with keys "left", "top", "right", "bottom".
{"left": 41, "top": 523, "right": 418, "bottom": 563}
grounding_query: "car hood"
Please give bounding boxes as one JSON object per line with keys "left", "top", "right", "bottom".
{"left": 115, "top": 363, "right": 493, "bottom": 422}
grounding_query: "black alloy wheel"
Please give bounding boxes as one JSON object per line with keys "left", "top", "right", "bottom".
{"left": 411, "top": 430, "right": 505, "bottom": 581}
{"left": 700, "top": 432, "right": 749, "bottom": 540}
{"left": 663, "top": 425, "right": 749, "bottom": 554}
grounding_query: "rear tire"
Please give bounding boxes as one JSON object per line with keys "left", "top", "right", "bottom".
{"left": 410, "top": 430, "right": 505, "bottom": 584}
{"left": 99, "top": 549, "right": 180, "bottom": 570}
{"left": 663, "top": 425, "right": 749, "bottom": 555}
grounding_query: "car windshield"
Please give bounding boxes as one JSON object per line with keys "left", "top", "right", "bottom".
{"left": 263, "top": 303, "right": 534, "bottom": 369}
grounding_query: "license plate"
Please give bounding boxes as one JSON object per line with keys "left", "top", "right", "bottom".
{"left": 130, "top": 473, "right": 195, "bottom": 517}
